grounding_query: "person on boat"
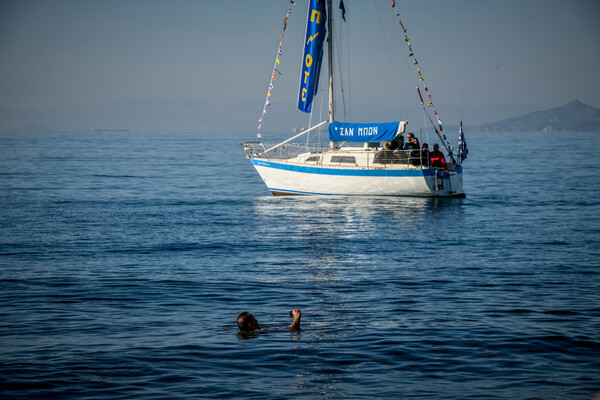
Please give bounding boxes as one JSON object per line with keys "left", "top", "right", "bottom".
{"left": 394, "top": 134, "right": 409, "bottom": 163}
{"left": 394, "top": 134, "right": 404, "bottom": 151}
{"left": 403, "top": 133, "right": 414, "bottom": 150}
{"left": 430, "top": 143, "right": 447, "bottom": 170}
{"left": 410, "top": 135, "right": 420, "bottom": 150}
{"left": 377, "top": 136, "right": 403, "bottom": 164}
{"left": 407, "top": 134, "right": 421, "bottom": 165}
{"left": 237, "top": 309, "right": 301, "bottom": 333}
{"left": 421, "top": 143, "right": 430, "bottom": 167}
{"left": 383, "top": 139, "right": 399, "bottom": 151}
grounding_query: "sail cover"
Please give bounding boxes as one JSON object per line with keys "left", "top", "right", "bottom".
{"left": 297, "top": 0, "right": 326, "bottom": 113}
{"left": 329, "top": 121, "right": 404, "bottom": 142}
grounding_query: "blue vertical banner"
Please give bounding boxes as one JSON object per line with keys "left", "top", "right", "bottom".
{"left": 297, "top": 0, "right": 326, "bottom": 113}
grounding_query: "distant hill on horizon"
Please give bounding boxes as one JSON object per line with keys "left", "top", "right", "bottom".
{"left": 0, "top": 99, "right": 537, "bottom": 134}
{"left": 1, "top": 99, "right": 598, "bottom": 134}
{"left": 472, "top": 100, "right": 600, "bottom": 132}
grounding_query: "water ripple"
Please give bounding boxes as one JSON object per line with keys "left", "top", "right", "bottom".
{"left": 0, "top": 132, "right": 599, "bottom": 399}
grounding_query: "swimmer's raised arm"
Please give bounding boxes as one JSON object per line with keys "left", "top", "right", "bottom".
{"left": 288, "top": 308, "right": 301, "bottom": 330}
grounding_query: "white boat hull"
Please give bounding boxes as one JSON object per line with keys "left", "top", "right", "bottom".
{"left": 250, "top": 159, "right": 465, "bottom": 197}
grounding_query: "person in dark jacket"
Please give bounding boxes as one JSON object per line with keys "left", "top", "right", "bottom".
{"left": 406, "top": 133, "right": 421, "bottom": 165}
{"left": 421, "top": 143, "right": 430, "bottom": 167}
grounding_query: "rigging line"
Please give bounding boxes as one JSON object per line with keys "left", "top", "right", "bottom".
{"left": 345, "top": 0, "right": 351, "bottom": 121}
{"left": 385, "top": 6, "right": 428, "bottom": 116}
{"left": 422, "top": 104, "right": 453, "bottom": 159}
{"left": 335, "top": 4, "right": 347, "bottom": 122}
{"left": 422, "top": 106, "right": 428, "bottom": 135}
{"left": 373, "top": 0, "right": 407, "bottom": 121}
{"left": 318, "top": 87, "right": 325, "bottom": 145}
{"left": 294, "top": 109, "right": 298, "bottom": 134}
{"left": 418, "top": 101, "right": 443, "bottom": 148}
{"left": 387, "top": 6, "right": 418, "bottom": 91}
{"left": 307, "top": 85, "right": 326, "bottom": 148}
{"left": 422, "top": 108, "right": 433, "bottom": 154}
{"left": 309, "top": 87, "right": 325, "bottom": 148}
{"left": 386, "top": 3, "right": 454, "bottom": 158}
{"left": 388, "top": 4, "right": 448, "bottom": 144}
{"left": 308, "top": 95, "right": 314, "bottom": 133}
{"left": 390, "top": 6, "right": 440, "bottom": 138}
{"left": 385, "top": 2, "right": 421, "bottom": 127}
{"left": 339, "top": 0, "right": 350, "bottom": 122}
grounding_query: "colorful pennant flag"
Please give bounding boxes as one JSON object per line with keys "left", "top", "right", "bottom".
{"left": 390, "top": 1, "right": 452, "bottom": 145}
{"left": 257, "top": 3, "right": 295, "bottom": 135}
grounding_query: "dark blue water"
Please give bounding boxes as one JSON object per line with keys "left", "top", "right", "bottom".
{"left": 1, "top": 131, "right": 599, "bottom": 399}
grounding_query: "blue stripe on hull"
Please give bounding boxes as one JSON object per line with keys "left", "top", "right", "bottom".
{"left": 269, "top": 188, "right": 444, "bottom": 196}
{"left": 250, "top": 159, "right": 447, "bottom": 177}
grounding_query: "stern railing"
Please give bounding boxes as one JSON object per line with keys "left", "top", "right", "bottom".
{"left": 241, "top": 143, "right": 455, "bottom": 171}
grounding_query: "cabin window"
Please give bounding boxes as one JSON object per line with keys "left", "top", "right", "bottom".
{"left": 330, "top": 156, "right": 356, "bottom": 164}
{"left": 305, "top": 156, "right": 320, "bottom": 162}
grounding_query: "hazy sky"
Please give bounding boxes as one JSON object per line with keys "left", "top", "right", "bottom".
{"left": 1, "top": 0, "right": 599, "bottom": 114}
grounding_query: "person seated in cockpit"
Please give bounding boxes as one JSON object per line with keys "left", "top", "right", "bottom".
{"left": 429, "top": 143, "right": 447, "bottom": 170}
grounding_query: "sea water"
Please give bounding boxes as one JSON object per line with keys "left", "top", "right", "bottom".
{"left": 0, "top": 131, "right": 599, "bottom": 399}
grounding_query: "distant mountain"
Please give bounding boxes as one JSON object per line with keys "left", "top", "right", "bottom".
{"left": 3, "top": 98, "right": 591, "bottom": 133}
{"left": 473, "top": 100, "right": 600, "bottom": 132}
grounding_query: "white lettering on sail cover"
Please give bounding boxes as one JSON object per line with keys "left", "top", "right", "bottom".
{"left": 337, "top": 126, "right": 378, "bottom": 137}
{"left": 358, "top": 126, "right": 378, "bottom": 136}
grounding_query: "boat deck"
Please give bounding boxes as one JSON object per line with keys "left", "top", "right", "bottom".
{"left": 242, "top": 142, "right": 458, "bottom": 172}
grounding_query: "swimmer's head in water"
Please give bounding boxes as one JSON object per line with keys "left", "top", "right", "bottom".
{"left": 237, "top": 312, "right": 261, "bottom": 332}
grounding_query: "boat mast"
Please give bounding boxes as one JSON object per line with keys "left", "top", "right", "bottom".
{"left": 327, "top": 0, "right": 335, "bottom": 148}
{"left": 327, "top": 0, "right": 335, "bottom": 123}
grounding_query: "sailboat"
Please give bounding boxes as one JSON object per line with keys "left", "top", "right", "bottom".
{"left": 242, "top": 0, "right": 467, "bottom": 197}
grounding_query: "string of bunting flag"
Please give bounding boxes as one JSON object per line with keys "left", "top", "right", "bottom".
{"left": 390, "top": 0, "right": 454, "bottom": 156}
{"left": 257, "top": 2, "right": 296, "bottom": 138}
